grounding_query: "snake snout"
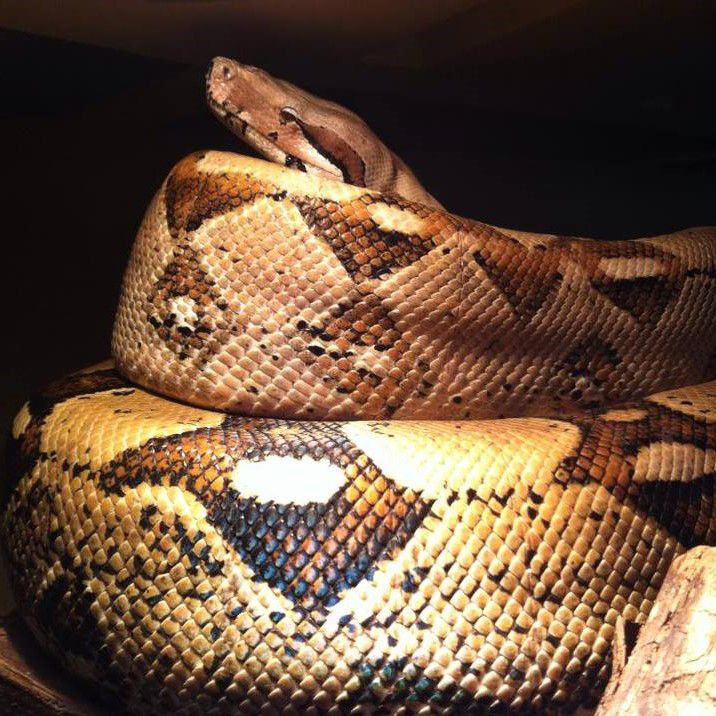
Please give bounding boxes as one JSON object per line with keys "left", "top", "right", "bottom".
{"left": 208, "top": 56, "right": 236, "bottom": 86}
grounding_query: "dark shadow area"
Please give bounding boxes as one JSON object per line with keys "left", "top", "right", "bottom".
{"left": 0, "top": 613, "right": 122, "bottom": 714}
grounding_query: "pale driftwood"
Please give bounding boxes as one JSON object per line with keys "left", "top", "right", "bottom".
{"left": 596, "top": 545, "right": 716, "bottom": 716}
{"left": 0, "top": 613, "right": 103, "bottom": 715}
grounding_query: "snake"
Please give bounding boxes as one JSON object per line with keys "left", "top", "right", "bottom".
{"left": 2, "top": 56, "right": 716, "bottom": 715}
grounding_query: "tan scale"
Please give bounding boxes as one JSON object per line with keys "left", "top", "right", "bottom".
{"left": 112, "top": 151, "right": 716, "bottom": 420}
{"left": 4, "top": 372, "right": 716, "bottom": 713}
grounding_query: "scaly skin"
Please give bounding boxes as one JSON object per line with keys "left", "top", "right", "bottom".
{"left": 2, "top": 59, "right": 716, "bottom": 715}
{"left": 3, "top": 366, "right": 715, "bottom": 713}
{"left": 112, "top": 151, "right": 716, "bottom": 420}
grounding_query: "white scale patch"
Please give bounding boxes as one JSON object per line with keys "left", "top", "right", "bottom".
{"left": 167, "top": 295, "right": 199, "bottom": 329}
{"left": 596, "top": 256, "right": 669, "bottom": 279}
{"left": 600, "top": 407, "right": 649, "bottom": 422}
{"left": 633, "top": 442, "right": 716, "bottom": 483}
{"left": 230, "top": 455, "right": 345, "bottom": 504}
{"left": 367, "top": 201, "right": 431, "bottom": 237}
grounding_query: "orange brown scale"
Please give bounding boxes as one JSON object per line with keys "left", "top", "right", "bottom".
{"left": 574, "top": 238, "right": 686, "bottom": 324}
{"left": 299, "top": 287, "right": 401, "bottom": 348}
{"left": 555, "top": 337, "right": 623, "bottom": 407}
{"left": 145, "top": 245, "right": 227, "bottom": 365}
{"left": 294, "top": 195, "right": 440, "bottom": 281}
{"left": 470, "top": 233, "right": 564, "bottom": 322}
{"left": 3, "top": 367, "right": 716, "bottom": 713}
{"left": 113, "top": 152, "right": 716, "bottom": 419}
{"left": 164, "top": 152, "right": 279, "bottom": 239}
{"left": 588, "top": 275, "right": 681, "bottom": 325}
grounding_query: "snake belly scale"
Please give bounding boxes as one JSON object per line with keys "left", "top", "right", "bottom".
{"left": 3, "top": 58, "right": 716, "bottom": 715}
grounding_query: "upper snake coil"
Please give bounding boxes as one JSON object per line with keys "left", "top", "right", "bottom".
{"left": 2, "top": 57, "right": 716, "bottom": 715}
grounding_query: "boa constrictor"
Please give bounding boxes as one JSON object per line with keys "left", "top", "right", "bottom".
{"left": 2, "top": 57, "right": 716, "bottom": 715}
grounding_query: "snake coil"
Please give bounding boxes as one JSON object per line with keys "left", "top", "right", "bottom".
{"left": 2, "top": 59, "right": 716, "bottom": 715}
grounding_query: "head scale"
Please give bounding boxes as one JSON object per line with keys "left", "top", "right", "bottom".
{"left": 206, "top": 56, "right": 441, "bottom": 208}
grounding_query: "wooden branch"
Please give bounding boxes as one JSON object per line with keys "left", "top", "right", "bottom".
{"left": 0, "top": 613, "right": 103, "bottom": 715}
{"left": 596, "top": 545, "right": 716, "bottom": 716}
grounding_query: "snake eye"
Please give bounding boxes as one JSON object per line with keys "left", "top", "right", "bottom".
{"left": 279, "top": 107, "right": 299, "bottom": 124}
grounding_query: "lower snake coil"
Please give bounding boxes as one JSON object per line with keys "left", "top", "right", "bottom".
{"left": 3, "top": 58, "right": 716, "bottom": 715}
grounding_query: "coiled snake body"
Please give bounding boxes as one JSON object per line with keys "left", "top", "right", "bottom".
{"left": 3, "top": 58, "right": 716, "bottom": 714}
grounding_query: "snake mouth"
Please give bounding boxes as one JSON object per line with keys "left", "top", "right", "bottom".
{"left": 206, "top": 91, "right": 280, "bottom": 159}
{"left": 207, "top": 92, "right": 342, "bottom": 181}
{"left": 206, "top": 59, "right": 289, "bottom": 167}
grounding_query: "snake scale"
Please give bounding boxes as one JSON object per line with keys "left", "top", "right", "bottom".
{"left": 2, "top": 58, "right": 716, "bottom": 715}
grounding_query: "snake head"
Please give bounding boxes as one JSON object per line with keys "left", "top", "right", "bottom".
{"left": 205, "top": 56, "right": 441, "bottom": 208}
{"left": 206, "top": 56, "right": 371, "bottom": 185}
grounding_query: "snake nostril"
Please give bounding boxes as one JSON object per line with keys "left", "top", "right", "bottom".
{"left": 211, "top": 58, "right": 234, "bottom": 82}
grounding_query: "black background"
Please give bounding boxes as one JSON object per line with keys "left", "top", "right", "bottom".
{"left": 2, "top": 8, "right": 716, "bottom": 439}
